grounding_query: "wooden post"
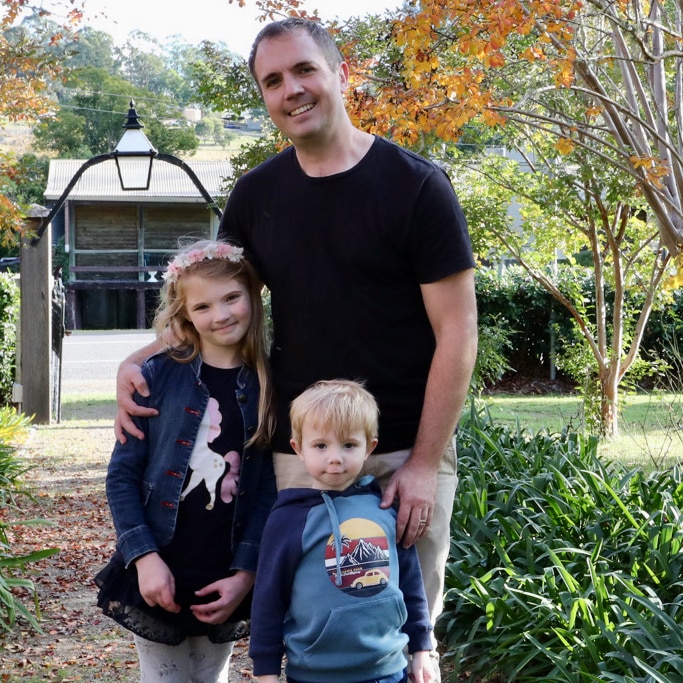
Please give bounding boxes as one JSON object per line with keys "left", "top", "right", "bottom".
{"left": 20, "top": 205, "right": 52, "bottom": 424}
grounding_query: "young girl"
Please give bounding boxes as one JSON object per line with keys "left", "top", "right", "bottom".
{"left": 96, "top": 239, "right": 276, "bottom": 683}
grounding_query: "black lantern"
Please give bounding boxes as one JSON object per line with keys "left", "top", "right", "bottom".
{"left": 32, "top": 99, "right": 222, "bottom": 245}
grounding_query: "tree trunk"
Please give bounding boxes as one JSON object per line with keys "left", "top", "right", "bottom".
{"left": 599, "top": 368, "right": 620, "bottom": 438}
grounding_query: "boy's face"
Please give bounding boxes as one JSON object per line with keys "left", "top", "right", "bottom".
{"left": 291, "top": 423, "right": 377, "bottom": 491}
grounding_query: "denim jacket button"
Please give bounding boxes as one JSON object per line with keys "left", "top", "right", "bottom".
{"left": 237, "top": 393, "right": 247, "bottom": 403}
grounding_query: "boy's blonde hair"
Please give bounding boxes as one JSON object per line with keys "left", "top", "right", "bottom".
{"left": 290, "top": 379, "right": 379, "bottom": 446}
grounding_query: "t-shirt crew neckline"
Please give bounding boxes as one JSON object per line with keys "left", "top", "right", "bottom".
{"left": 290, "top": 135, "right": 379, "bottom": 183}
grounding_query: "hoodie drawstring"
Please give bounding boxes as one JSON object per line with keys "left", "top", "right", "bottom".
{"left": 321, "top": 492, "right": 344, "bottom": 586}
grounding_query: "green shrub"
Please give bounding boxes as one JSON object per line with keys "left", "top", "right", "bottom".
{"left": 0, "top": 273, "right": 19, "bottom": 406}
{"left": 440, "top": 404, "right": 683, "bottom": 681}
{"left": 471, "top": 315, "right": 514, "bottom": 395}
{"left": 475, "top": 266, "right": 581, "bottom": 382}
{"left": 0, "top": 407, "right": 58, "bottom": 633}
{"left": 475, "top": 265, "right": 683, "bottom": 390}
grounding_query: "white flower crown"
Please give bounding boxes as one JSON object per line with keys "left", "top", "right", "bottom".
{"left": 162, "top": 242, "right": 244, "bottom": 283}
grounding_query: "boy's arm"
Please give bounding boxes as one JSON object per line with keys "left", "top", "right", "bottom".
{"left": 249, "top": 505, "right": 303, "bottom": 678}
{"left": 114, "top": 339, "right": 165, "bottom": 443}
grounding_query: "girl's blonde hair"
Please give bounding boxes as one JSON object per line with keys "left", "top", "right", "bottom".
{"left": 154, "top": 239, "right": 274, "bottom": 445}
{"left": 289, "top": 379, "right": 379, "bottom": 447}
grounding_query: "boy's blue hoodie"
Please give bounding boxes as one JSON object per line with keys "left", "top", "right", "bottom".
{"left": 249, "top": 475, "right": 433, "bottom": 683}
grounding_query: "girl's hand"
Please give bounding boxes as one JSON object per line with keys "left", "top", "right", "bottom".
{"left": 135, "top": 552, "right": 181, "bottom": 613}
{"left": 409, "top": 650, "right": 436, "bottom": 683}
{"left": 190, "top": 570, "right": 255, "bottom": 624}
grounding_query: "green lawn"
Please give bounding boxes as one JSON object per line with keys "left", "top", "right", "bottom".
{"left": 480, "top": 391, "right": 683, "bottom": 470}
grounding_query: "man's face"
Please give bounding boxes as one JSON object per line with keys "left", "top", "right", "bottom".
{"left": 252, "top": 29, "right": 349, "bottom": 145}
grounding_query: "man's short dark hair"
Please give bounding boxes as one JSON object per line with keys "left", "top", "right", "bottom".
{"left": 248, "top": 18, "right": 343, "bottom": 80}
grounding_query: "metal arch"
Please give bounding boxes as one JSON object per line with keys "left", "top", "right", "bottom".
{"left": 31, "top": 152, "right": 224, "bottom": 246}
{"left": 156, "top": 153, "right": 223, "bottom": 220}
{"left": 31, "top": 153, "right": 112, "bottom": 245}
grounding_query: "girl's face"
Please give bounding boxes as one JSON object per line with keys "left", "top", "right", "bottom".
{"left": 182, "top": 274, "right": 252, "bottom": 367}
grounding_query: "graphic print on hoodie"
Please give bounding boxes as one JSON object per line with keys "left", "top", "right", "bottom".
{"left": 324, "top": 518, "right": 391, "bottom": 597}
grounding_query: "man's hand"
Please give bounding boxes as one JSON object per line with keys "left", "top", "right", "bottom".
{"left": 135, "top": 552, "right": 181, "bottom": 613}
{"left": 190, "top": 570, "right": 255, "bottom": 625}
{"left": 114, "top": 360, "right": 156, "bottom": 444}
{"left": 380, "top": 460, "right": 437, "bottom": 548}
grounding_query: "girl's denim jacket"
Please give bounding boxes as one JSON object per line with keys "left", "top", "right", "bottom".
{"left": 106, "top": 351, "right": 276, "bottom": 574}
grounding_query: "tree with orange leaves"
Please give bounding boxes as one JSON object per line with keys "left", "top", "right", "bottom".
{"left": 232, "top": 0, "right": 683, "bottom": 258}
{"left": 339, "top": 0, "right": 683, "bottom": 438}
{"left": 0, "top": 0, "right": 81, "bottom": 248}
{"left": 342, "top": 0, "right": 683, "bottom": 261}
{"left": 341, "top": 0, "right": 682, "bottom": 438}
{"left": 219, "top": 0, "right": 683, "bottom": 438}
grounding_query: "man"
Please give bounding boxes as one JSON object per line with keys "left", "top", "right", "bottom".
{"left": 115, "top": 18, "right": 477, "bottom": 646}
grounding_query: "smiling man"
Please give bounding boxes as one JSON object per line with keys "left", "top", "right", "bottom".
{"left": 222, "top": 18, "right": 478, "bottom": 635}
{"left": 115, "top": 19, "right": 478, "bottom": 672}
{"left": 249, "top": 21, "right": 370, "bottom": 174}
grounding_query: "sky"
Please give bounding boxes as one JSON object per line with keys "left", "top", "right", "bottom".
{"left": 41, "top": 0, "right": 399, "bottom": 57}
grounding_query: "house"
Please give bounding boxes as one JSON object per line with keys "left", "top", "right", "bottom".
{"left": 44, "top": 158, "right": 231, "bottom": 330}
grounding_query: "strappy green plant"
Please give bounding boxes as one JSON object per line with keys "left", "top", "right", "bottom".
{"left": 441, "top": 403, "right": 683, "bottom": 682}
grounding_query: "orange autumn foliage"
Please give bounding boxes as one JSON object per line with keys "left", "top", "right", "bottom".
{"left": 232, "top": 0, "right": 581, "bottom": 147}
{"left": 0, "top": 0, "right": 82, "bottom": 120}
{"left": 0, "top": 0, "right": 82, "bottom": 246}
{"left": 231, "top": 0, "right": 683, "bottom": 255}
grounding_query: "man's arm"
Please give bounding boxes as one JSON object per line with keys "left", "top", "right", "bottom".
{"left": 381, "top": 268, "right": 477, "bottom": 546}
{"left": 114, "top": 339, "right": 165, "bottom": 443}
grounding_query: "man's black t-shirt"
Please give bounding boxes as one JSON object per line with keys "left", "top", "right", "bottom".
{"left": 220, "top": 136, "right": 474, "bottom": 453}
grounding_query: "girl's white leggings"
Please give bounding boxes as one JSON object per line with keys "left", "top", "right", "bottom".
{"left": 134, "top": 634, "right": 234, "bottom": 683}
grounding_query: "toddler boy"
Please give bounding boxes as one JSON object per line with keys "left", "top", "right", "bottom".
{"left": 249, "top": 379, "right": 435, "bottom": 683}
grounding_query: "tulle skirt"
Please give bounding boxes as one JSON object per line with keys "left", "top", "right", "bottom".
{"left": 94, "top": 553, "right": 251, "bottom": 645}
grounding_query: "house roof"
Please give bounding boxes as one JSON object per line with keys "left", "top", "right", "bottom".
{"left": 44, "top": 158, "right": 232, "bottom": 204}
